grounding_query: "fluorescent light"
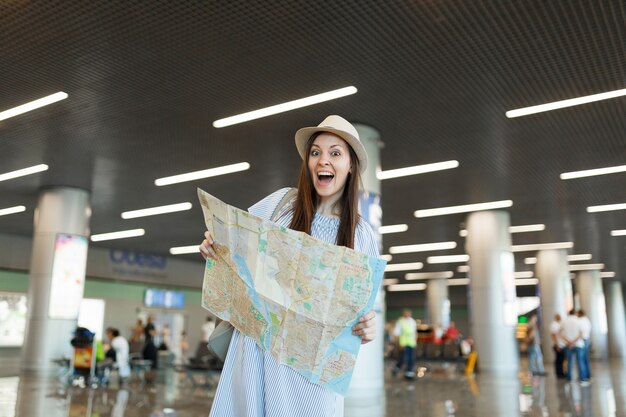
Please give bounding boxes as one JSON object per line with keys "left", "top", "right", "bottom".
{"left": 0, "top": 206, "right": 26, "bottom": 217}
{"left": 505, "top": 87, "right": 626, "bottom": 118}
{"left": 587, "top": 203, "right": 626, "bottom": 213}
{"left": 170, "top": 245, "right": 201, "bottom": 255}
{"left": 385, "top": 262, "right": 424, "bottom": 272}
{"left": 0, "top": 164, "right": 49, "bottom": 182}
{"left": 524, "top": 257, "right": 537, "bottom": 265}
{"left": 377, "top": 160, "right": 459, "bottom": 180}
{"left": 561, "top": 164, "right": 626, "bottom": 180}
{"left": 415, "top": 200, "right": 513, "bottom": 218}
{"left": 568, "top": 254, "right": 592, "bottom": 262}
{"left": 459, "top": 229, "right": 468, "bottom": 237}
{"left": 212, "top": 86, "right": 358, "bottom": 128}
{"left": 405, "top": 271, "right": 454, "bottom": 280}
{"left": 122, "top": 202, "right": 192, "bottom": 219}
{"left": 379, "top": 224, "right": 408, "bottom": 234}
{"left": 457, "top": 265, "right": 470, "bottom": 273}
{"left": 569, "top": 263, "right": 605, "bottom": 271}
{"left": 90, "top": 228, "right": 145, "bottom": 242}
{"left": 389, "top": 241, "right": 457, "bottom": 254}
{"left": 515, "top": 278, "right": 539, "bottom": 286}
{"left": 611, "top": 229, "right": 626, "bottom": 236}
{"left": 509, "top": 224, "right": 545, "bottom": 233}
{"left": 381, "top": 254, "right": 393, "bottom": 262}
{"left": 0, "top": 92, "right": 68, "bottom": 121}
{"left": 382, "top": 279, "right": 399, "bottom": 286}
{"left": 426, "top": 255, "right": 469, "bottom": 264}
{"left": 515, "top": 271, "right": 534, "bottom": 278}
{"left": 448, "top": 278, "right": 470, "bottom": 286}
{"left": 387, "top": 283, "right": 427, "bottom": 292}
{"left": 155, "top": 162, "right": 250, "bottom": 186}
{"left": 511, "top": 242, "right": 573, "bottom": 252}
{"left": 600, "top": 272, "right": 616, "bottom": 278}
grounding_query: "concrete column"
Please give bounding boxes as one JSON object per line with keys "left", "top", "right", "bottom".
{"left": 427, "top": 278, "right": 450, "bottom": 327}
{"left": 576, "top": 270, "right": 608, "bottom": 359}
{"left": 345, "top": 123, "right": 384, "bottom": 417}
{"left": 606, "top": 281, "right": 626, "bottom": 358}
{"left": 21, "top": 187, "right": 91, "bottom": 373}
{"left": 465, "top": 210, "right": 518, "bottom": 375}
{"left": 535, "top": 249, "right": 569, "bottom": 362}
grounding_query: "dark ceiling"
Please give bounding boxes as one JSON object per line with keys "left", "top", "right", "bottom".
{"left": 1, "top": 1, "right": 624, "bottom": 292}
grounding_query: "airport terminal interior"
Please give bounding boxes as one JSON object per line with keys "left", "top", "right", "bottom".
{"left": 1, "top": 1, "right": 625, "bottom": 416}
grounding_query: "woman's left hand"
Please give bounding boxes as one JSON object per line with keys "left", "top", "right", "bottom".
{"left": 352, "top": 310, "right": 376, "bottom": 344}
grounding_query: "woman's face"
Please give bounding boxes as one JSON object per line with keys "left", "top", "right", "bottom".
{"left": 307, "top": 133, "right": 352, "bottom": 203}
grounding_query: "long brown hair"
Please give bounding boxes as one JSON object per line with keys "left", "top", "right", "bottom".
{"left": 289, "top": 133, "right": 361, "bottom": 249}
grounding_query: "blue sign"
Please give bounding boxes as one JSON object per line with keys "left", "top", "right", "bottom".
{"left": 144, "top": 289, "right": 185, "bottom": 309}
{"left": 109, "top": 250, "right": 167, "bottom": 269}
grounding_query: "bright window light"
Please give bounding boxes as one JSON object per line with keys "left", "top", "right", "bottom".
{"left": 155, "top": 162, "right": 250, "bottom": 186}
{"left": 569, "top": 263, "right": 605, "bottom": 271}
{"left": 405, "top": 271, "right": 454, "bottom": 280}
{"left": 0, "top": 164, "right": 48, "bottom": 182}
{"left": 511, "top": 242, "right": 573, "bottom": 252}
{"left": 505, "top": 87, "right": 626, "bottom": 118}
{"left": 91, "top": 228, "right": 145, "bottom": 242}
{"left": 415, "top": 200, "right": 513, "bottom": 218}
{"left": 448, "top": 278, "right": 470, "bottom": 286}
{"left": 170, "top": 245, "right": 201, "bottom": 255}
{"left": 122, "top": 202, "right": 192, "bottom": 219}
{"left": 0, "top": 92, "right": 68, "bottom": 121}
{"left": 0, "top": 206, "right": 26, "bottom": 217}
{"left": 377, "top": 160, "right": 459, "bottom": 180}
{"left": 212, "top": 86, "right": 358, "bottom": 128}
{"left": 381, "top": 254, "right": 393, "bottom": 262}
{"left": 379, "top": 224, "right": 408, "bottom": 234}
{"left": 561, "top": 164, "right": 626, "bottom": 180}
{"left": 611, "top": 229, "right": 626, "bottom": 236}
{"left": 524, "top": 257, "right": 537, "bottom": 265}
{"left": 568, "top": 254, "right": 593, "bottom": 262}
{"left": 600, "top": 272, "right": 616, "bottom": 278}
{"left": 509, "top": 224, "right": 545, "bottom": 233}
{"left": 385, "top": 262, "right": 424, "bottom": 272}
{"left": 515, "top": 271, "right": 534, "bottom": 278}
{"left": 389, "top": 241, "right": 457, "bottom": 254}
{"left": 382, "top": 279, "right": 399, "bottom": 286}
{"left": 587, "top": 203, "right": 626, "bottom": 213}
{"left": 387, "top": 283, "right": 427, "bottom": 292}
{"left": 515, "top": 278, "right": 539, "bottom": 286}
{"left": 426, "top": 254, "right": 469, "bottom": 264}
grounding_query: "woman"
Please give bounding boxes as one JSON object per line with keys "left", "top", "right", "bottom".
{"left": 199, "top": 115, "right": 379, "bottom": 417}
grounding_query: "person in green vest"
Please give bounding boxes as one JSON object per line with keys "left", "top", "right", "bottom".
{"left": 392, "top": 309, "right": 417, "bottom": 380}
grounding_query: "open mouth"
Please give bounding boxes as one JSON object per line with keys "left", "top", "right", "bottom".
{"left": 317, "top": 171, "right": 334, "bottom": 185}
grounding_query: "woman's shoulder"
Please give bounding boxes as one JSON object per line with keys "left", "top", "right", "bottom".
{"left": 355, "top": 217, "right": 380, "bottom": 257}
{"left": 248, "top": 187, "right": 296, "bottom": 218}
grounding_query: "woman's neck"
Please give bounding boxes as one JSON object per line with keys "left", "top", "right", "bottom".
{"left": 316, "top": 194, "right": 342, "bottom": 218}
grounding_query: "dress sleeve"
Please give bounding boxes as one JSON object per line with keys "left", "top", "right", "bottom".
{"left": 355, "top": 218, "right": 381, "bottom": 258}
{"left": 247, "top": 187, "right": 292, "bottom": 220}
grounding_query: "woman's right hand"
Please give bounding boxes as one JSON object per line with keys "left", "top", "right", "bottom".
{"left": 199, "top": 231, "right": 218, "bottom": 261}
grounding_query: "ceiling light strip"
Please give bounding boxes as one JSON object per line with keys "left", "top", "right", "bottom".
{"left": 0, "top": 164, "right": 49, "bottom": 182}
{"left": 610, "top": 229, "right": 626, "bottom": 237}
{"left": 405, "top": 271, "right": 454, "bottom": 280}
{"left": 568, "top": 254, "right": 592, "bottom": 262}
{"left": 387, "top": 283, "right": 427, "bottom": 292}
{"left": 505, "top": 87, "right": 626, "bottom": 118}
{"left": 381, "top": 254, "right": 393, "bottom": 262}
{"left": 213, "top": 86, "right": 358, "bottom": 128}
{"left": 382, "top": 279, "right": 399, "bottom": 286}
{"left": 377, "top": 160, "right": 459, "bottom": 180}
{"left": 515, "top": 278, "right": 539, "bottom": 286}
{"left": 448, "top": 278, "right": 470, "bottom": 286}
{"left": 587, "top": 203, "right": 626, "bottom": 213}
{"left": 389, "top": 241, "right": 457, "bottom": 254}
{"left": 511, "top": 242, "right": 573, "bottom": 252}
{"left": 514, "top": 271, "right": 534, "bottom": 278}
{"left": 379, "top": 224, "right": 408, "bottom": 234}
{"left": 90, "top": 228, "right": 145, "bottom": 242}
{"left": 155, "top": 162, "right": 250, "bottom": 186}
{"left": 0, "top": 205, "right": 26, "bottom": 216}
{"left": 600, "top": 272, "right": 616, "bottom": 278}
{"left": 426, "top": 254, "right": 469, "bottom": 264}
{"left": 457, "top": 265, "right": 470, "bottom": 273}
{"left": 415, "top": 200, "right": 512, "bottom": 218}
{"left": 561, "top": 164, "right": 626, "bottom": 180}
{"left": 508, "top": 224, "right": 545, "bottom": 233}
{"left": 122, "top": 202, "right": 193, "bottom": 219}
{"left": 569, "top": 263, "right": 605, "bottom": 271}
{"left": 385, "top": 262, "right": 424, "bottom": 272}
{"left": 170, "top": 245, "right": 201, "bottom": 255}
{"left": 0, "top": 92, "right": 68, "bottom": 121}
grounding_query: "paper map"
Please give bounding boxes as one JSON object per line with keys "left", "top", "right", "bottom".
{"left": 197, "top": 188, "right": 386, "bottom": 395}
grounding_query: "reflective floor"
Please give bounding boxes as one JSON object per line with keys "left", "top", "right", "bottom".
{"left": 1, "top": 359, "right": 625, "bottom": 417}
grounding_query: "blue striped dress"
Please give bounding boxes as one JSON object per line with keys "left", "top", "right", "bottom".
{"left": 209, "top": 188, "right": 380, "bottom": 417}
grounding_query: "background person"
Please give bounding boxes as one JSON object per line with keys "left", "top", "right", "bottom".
{"left": 199, "top": 115, "right": 380, "bottom": 417}
{"left": 105, "top": 327, "right": 131, "bottom": 383}
{"left": 392, "top": 309, "right": 417, "bottom": 380}
{"left": 550, "top": 313, "right": 567, "bottom": 379}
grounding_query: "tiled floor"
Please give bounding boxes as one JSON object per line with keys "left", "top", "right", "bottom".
{"left": 1, "top": 359, "right": 625, "bottom": 416}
